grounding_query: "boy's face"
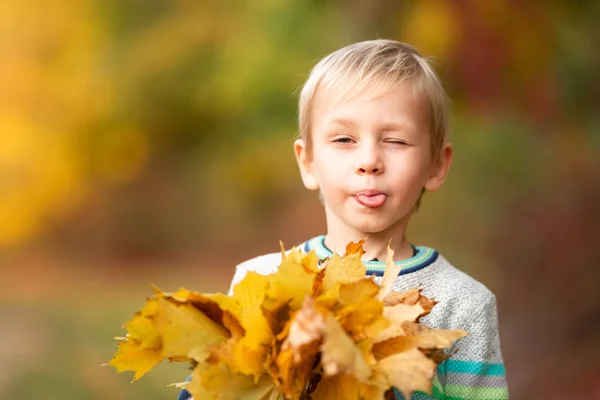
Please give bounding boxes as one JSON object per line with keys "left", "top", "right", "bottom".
{"left": 294, "top": 82, "right": 452, "bottom": 235}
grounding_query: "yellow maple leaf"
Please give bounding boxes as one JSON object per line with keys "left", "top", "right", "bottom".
{"left": 301, "top": 249, "right": 321, "bottom": 273}
{"left": 123, "top": 298, "right": 161, "bottom": 348}
{"left": 231, "top": 305, "right": 274, "bottom": 378}
{"left": 153, "top": 297, "right": 229, "bottom": 362}
{"left": 267, "top": 249, "right": 316, "bottom": 310}
{"left": 337, "top": 279, "right": 389, "bottom": 341}
{"left": 235, "top": 271, "right": 269, "bottom": 306}
{"left": 106, "top": 339, "right": 162, "bottom": 381}
{"left": 261, "top": 296, "right": 291, "bottom": 339}
{"left": 190, "top": 363, "right": 280, "bottom": 400}
{"left": 322, "top": 251, "right": 366, "bottom": 292}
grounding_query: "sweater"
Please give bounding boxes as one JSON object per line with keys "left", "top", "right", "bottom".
{"left": 177, "top": 235, "right": 509, "bottom": 400}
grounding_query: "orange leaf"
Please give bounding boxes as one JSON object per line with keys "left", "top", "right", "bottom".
{"left": 345, "top": 239, "right": 366, "bottom": 256}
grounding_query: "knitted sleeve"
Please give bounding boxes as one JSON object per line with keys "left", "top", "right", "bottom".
{"left": 436, "top": 294, "right": 509, "bottom": 400}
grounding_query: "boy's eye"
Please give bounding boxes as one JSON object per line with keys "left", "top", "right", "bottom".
{"left": 333, "top": 137, "right": 354, "bottom": 144}
{"left": 385, "top": 139, "right": 410, "bottom": 146}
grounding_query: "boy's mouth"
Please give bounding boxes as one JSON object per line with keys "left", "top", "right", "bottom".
{"left": 353, "top": 190, "right": 387, "bottom": 208}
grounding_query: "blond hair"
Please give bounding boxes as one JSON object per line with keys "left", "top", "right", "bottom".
{"left": 298, "top": 39, "right": 449, "bottom": 160}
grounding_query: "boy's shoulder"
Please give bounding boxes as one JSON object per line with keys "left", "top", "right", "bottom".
{"left": 427, "top": 254, "right": 494, "bottom": 299}
{"left": 237, "top": 251, "right": 287, "bottom": 275}
{"left": 411, "top": 253, "right": 499, "bottom": 331}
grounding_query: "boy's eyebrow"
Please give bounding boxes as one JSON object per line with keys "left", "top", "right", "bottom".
{"left": 379, "top": 121, "right": 413, "bottom": 132}
{"left": 325, "top": 118, "right": 356, "bottom": 128}
{"left": 322, "top": 118, "right": 418, "bottom": 135}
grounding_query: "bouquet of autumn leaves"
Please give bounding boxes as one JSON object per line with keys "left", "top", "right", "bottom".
{"left": 107, "top": 241, "right": 468, "bottom": 399}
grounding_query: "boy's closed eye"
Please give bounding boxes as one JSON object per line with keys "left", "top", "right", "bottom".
{"left": 383, "top": 138, "right": 412, "bottom": 146}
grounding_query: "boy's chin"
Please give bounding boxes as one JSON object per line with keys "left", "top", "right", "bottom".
{"left": 345, "top": 219, "right": 398, "bottom": 235}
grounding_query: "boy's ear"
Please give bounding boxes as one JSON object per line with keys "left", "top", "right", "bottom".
{"left": 294, "top": 139, "right": 319, "bottom": 191}
{"left": 424, "top": 142, "right": 453, "bottom": 192}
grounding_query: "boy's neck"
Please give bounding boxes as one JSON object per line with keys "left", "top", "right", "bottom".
{"left": 323, "top": 218, "right": 415, "bottom": 263}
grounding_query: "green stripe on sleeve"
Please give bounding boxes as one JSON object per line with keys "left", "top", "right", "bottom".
{"left": 445, "top": 384, "right": 509, "bottom": 399}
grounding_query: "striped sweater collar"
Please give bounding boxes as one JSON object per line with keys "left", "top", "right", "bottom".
{"left": 304, "top": 235, "right": 438, "bottom": 277}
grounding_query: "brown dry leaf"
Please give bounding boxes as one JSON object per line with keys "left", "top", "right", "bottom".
{"left": 281, "top": 296, "right": 325, "bottom": 362}
{"left": 373, "top": 303, "right": 425, "bottom": 343}
{"left": 106, "top": 339, "right": 162, "bottom": 381}
{"left": 312, "top": 268, "right": 326, "bottom": 298}
{"left": 381, "top": 287, "right": 420, "bottom": 306}
{"left": 153, "top": 297, "right": 229, "bottom": 362}
{"left": 320, "top": 315, "right": 371, "bottom": 382}
{"left": 276, "top": 296, "right": 326, "bottom": 399}
{"left": 276, "top": 341, "right": 320, "bottom": 400}
{"left": 372, "top": 336, "right": 412, "bottom": 361}
{"left": 377, "top": 245, "right": 402, "bottom": 301}
{"left": 401, "top": 321, "right": 468, "bottom": 350}
{"left": 382, "top": 287, "right": 438, "bottom": 316}
{"left": 193, "top": 364, "right": 280, "bottom": 400}
{"left": 377, "top": 348, "right": 437, "bottom": 399}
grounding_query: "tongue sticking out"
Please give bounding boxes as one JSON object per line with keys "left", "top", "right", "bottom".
{"left": 355, "top": 194, "right": 386, "bottom": 208}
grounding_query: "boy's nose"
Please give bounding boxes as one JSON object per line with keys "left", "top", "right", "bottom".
{"left": 357, "top": 165, "right": 382, "bottom": 175}
{"left": 356, "top": 151, "right": 384, "bottom": 175}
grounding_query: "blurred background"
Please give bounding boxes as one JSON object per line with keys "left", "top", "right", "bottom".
{"left": 1, "top": 0, "right": 599, "bottom": 399}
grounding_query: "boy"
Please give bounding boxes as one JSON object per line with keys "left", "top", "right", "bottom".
{"left": 179, "top": 39, "right": 508, "bottom": 399}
